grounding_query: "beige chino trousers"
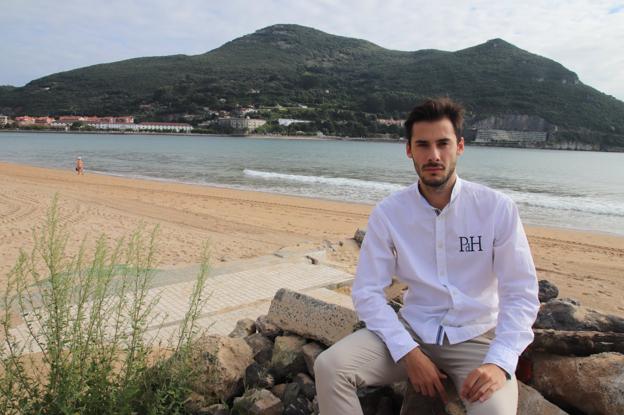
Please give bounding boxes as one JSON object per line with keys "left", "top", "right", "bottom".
{"left": 314, "top": 324, "right": 518, "bottom": 415}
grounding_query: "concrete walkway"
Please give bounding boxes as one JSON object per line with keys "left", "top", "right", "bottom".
{"left": 11, "top": 248, "right": 355, "bottom": 351}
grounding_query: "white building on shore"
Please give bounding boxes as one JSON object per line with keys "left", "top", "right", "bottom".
{"left": 278, "top": 118, "right": 311, "bottom": 127}
{"left": 136, "top": 122, "right": 193, "bottom": 133}
{"left": 218, "top": 117, "right": 266, "bottom": 131}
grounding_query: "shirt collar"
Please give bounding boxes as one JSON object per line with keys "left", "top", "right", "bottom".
{"left": 414, "top": 175, "right": 463, "bottom": 212}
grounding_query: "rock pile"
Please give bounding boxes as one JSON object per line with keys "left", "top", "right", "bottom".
{"left": 179, "top": 230, "right": 623, "bottom": 414}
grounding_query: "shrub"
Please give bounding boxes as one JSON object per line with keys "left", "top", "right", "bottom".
{"left": 0, "top": 195, "right": 210, "bottom": 414}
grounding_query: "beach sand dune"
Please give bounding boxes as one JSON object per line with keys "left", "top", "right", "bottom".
{"left": 0, "top": 162, "right": 622, "bottom": 315}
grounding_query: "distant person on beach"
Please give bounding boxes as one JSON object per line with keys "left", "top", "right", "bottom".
{"left": 75, "top": 156, "right": 84, "bottom": 175}
{"left": 315, "top": 98, "right": 540, "bottom": 414}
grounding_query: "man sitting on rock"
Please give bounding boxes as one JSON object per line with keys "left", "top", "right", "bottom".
{"left": 314, "top": 97, "right": 540, "bottom": 415}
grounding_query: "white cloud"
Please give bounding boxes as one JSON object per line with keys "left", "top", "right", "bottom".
{"left": 1, "top": 0, "right": 623, "bottom": 100}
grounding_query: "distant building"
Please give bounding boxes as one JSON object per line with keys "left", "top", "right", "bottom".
{"left": 233, "top": 107, "right": 257, "bottom": 117}
{"left": 197, "top": 120, "right": 215, "bottom": 128}
{"left": 85, "top": 122, "right": 136, "bottom": 131}
{"left": 218, "top": 117, "right": 266, "bottom": 131}
{"left": 15, "top": 116, "right": 36, "bottom": 126}
{"left": 136, "top": 122, "right": 193, "bottom": 133}
{"left": 58, "top": 116, "right": 86, "bottom": 123}
{"left": 114, "top": 116, "right": 134, "bottom": 123}
{"left": 377, "top": 118, "right": 405, "bottom": 126}
{"left": 474, "top": 129, "right": 547, "bottom": 144}
{"left": 0, "top": 115, "right": 8, "bottom": 126}
{"left": 34, "top": 116, "right": 54, "bottom": 126}
{"left": 278, "top": 118, "right": 311, "bottom": 127}
{"left": 51, "top": 118, "right": 191, "bottom": 133}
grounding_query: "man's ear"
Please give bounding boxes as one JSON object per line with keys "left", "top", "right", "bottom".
{"left": 406, "top": 142, "right": 413, "bottom": 159}
{"left": 457, "top": 137, "right": 465, "bottom": 155}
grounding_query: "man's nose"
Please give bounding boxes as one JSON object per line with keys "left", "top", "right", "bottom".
{"left": 428, "top": 147, "right": 441, "bottom": 161}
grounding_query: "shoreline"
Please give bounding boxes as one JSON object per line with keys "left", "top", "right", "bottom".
{"left": 3, "top": 161, "right": 622, "bottom": 241}
{"left": 1, "top": 161, "right": 622, "bottom": 315}
{"left": 3, "top": 129, "right": 622, "bottom": 152}
{"left": 0, "top": 128, "right": 389, "bottom": 143}
{"left": 2, "top": 160, "right": 623, "bottom": 239}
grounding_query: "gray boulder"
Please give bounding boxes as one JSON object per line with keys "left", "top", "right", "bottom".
{"left": 354, "top": 228, "right": 366, "bottom": 246}
{"left": 531, "top": 352, "right": 624, "bottom": 415}
{"left": 205, "top": 404, "right": 230, "bottom": 415}
{"left": 534, "top": 298, "right": 624, "bottom": 332}
{"left": 400, "top": 379, "right": 463, "bottom": 415}
{"left": 232, "top": 388, "right": 283, "bottom": 415}
{"left": 270, "top": 334, "right": 307, "bottom": 381}
{"left": 189, "top": 334, "right": 254, "bottom": 402}
{"left": 245, "top": 332, "right": 274, "bottom": 365}
{"left": 267, "top": 288, "right": 359, "bottom": 346}
{"left": 230, "top": 318, "right": 257, "bottom": 338}
{"left": 245, "top": 362, "right": 275, "bottom": 390}
{"left": 294, "top": 372, "right": 316, "bottom": 400}
{"left": 518, "top": 382, "right": 568, "bottom": 415}
{"left": 256, "top": 315, "right": 282, "bottom": 339}
{"left": 538, "top": 279, "right": 559, "bottom": 303}
{"left": 283, "top": 395, "right": 313, "bottom": 415}
{"left": 301, "top": 342, "right": 324, "bottom": 377}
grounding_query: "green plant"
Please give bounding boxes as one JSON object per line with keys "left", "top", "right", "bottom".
{"left": 0, "top": 195, "right": 210, "bottom": 414}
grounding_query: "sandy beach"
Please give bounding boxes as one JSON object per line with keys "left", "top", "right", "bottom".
{"left": 1, "top": 161, "right": 622, "bottom": 316}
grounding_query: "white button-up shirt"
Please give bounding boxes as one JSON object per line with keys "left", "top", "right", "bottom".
{"left": 352, "top": 177, "right": 539, "bottom": 376}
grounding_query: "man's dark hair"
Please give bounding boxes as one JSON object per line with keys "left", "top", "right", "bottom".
{"left": 404, "top": 97, "right": 465, "bottom": 142}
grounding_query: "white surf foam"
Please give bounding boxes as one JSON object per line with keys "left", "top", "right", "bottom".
{"left": 243, "top": 169, "right": 405, "bottom": 192}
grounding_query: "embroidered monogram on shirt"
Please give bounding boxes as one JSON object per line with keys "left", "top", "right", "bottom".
{"left": 459, "top": 236, "right": 483, "bottom": 252}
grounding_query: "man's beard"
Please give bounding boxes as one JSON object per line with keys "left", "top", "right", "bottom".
{"left": 414, "top": 161, "right": 456, "bottom": 188}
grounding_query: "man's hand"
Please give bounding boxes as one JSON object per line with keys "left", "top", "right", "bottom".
{"left": 402, "top": 347, "right": 448, "bottom": 404}
{"left": 460, "top": 364, "right": 507, "bottom": 403}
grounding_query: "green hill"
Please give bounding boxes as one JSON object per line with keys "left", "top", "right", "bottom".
{"left": 1, "top": 24, "right": 623, "bottom": 148}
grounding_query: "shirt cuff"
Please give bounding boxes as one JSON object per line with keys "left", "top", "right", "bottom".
{"left": 387, "top": 332, "right": 419, "bottom": 363}
{"left": 482, "top": 343, "right": 519, "bottom": 378}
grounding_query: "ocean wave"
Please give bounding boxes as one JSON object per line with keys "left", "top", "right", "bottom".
{"left": 507, "top": 189, "right": 624, "bottom": 217}
{"left": 243, "top": 169, "right": 405, "bottom": 192}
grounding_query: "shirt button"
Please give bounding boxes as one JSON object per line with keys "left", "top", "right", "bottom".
{"left": 437, "top": 242, "right": 443, "bottom": 249}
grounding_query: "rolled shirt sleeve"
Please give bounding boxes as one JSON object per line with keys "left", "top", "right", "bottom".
{"left": 352, "top": 206, "right": 418, "bottom": 362}
{"left": 483, "top": 197, "right": 540, "bottom": 376}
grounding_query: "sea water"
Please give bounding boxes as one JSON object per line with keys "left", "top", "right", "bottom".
{"left": 1, "top": 132, "right": 623, "bottom": 236}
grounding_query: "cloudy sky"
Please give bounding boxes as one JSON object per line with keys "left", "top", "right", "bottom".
{"left": 2, "top": 0, "right": 624, "bottom": 100}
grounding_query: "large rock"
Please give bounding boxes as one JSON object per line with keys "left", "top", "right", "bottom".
{"left": 245, "top": 362, "right": 275, "bottom": 390}
{"left": 189, "top": 334, "right": 254, "bottom": 402}
{"left": 256, "top": 315, "right": 282, "bottom": 339}
{"left": 531, "top": 352, "right": 624, "bottom": 414}
{"left": 538, "top": 279, "right": 559, "bottom": 303}
{"left": 232, "top": 388, "right": 283, "bottom": 415}
{"left": 293, "top": 372, "right": 316, "bottom": 400}
{"left": 245, "top": 333, "right": 274, "bottom": 365}
{"left": 283, "top": 396, "right": 313, "bottom": 415}
{"left": 270, "top": 334, "right": 307, "bottom": 381}
{"left": 359, "top": 386, "right": 403, "bottom": 415}
{"left": 518, "top": 382, "right": 568, "bottom": 415}
{"left": 230, "top": 318, "right": 257, "bottom": 338}
{"left": 534, "top": 298, "right": 624, "bottom": 332}
{"left": 301, "top": 342, "right": 324, "bottom": 377}
{"left": 399, "top": 380, "right": 463, "bottom": 415}
{"left": 281, "top": 382, "right": 314, "bottom": 414}
{"left": 354, "top": 228, "right": 366, "bottom": 247}
{"left": 267, "top": 288, "right": 359, "bottom": 346}
{"left": 530, "top": 329, "right": 624, "bottom": 356}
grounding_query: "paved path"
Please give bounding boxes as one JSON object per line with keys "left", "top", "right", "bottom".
{"left": 11, "top": 249, "right": 354, "bottom": 351}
